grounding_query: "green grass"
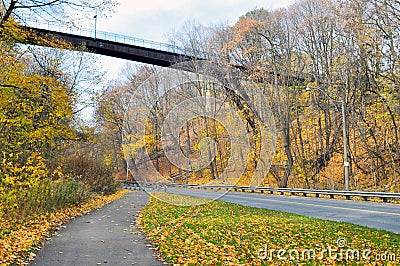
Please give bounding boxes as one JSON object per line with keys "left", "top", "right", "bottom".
{"left": 138, "top": 193, "right": 400, "bottom": 265}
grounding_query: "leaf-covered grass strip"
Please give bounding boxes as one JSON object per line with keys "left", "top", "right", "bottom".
{"left": 139, "top": 193, "right": 400, "bottom": 265}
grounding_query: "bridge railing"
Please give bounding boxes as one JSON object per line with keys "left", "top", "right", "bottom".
{"left": 118, "top": 180, "right": 400, "bottom": 203}
{"left": 20, "top": 19, "right": 207, "bottom": 58}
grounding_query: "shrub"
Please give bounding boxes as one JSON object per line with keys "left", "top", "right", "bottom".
{"left": 62, "top": 152, "right": 117, "bottom": 195}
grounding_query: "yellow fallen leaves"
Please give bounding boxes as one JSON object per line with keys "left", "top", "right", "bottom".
{"left": 0, "top": 189, "right": 130, "bottom": 265}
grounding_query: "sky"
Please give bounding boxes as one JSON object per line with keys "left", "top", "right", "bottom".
{"left": 93, "top": 0, "right": 295, "bottom": 80}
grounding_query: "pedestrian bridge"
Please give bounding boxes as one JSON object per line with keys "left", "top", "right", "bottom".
{"left": 21, "top": 20, "right": 203, "bottom": 67}
{"left": 19, "top": 20, "right": 311, "bottom": 82}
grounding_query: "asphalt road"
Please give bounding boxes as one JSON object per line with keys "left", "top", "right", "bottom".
{"left": 165, "top": 188, "right": 400, "bottom": 234}
{"left": 31, "top": 191, "right": 164, "bottom": 266}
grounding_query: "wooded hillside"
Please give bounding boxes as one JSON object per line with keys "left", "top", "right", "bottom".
{"left": 98, "top": 0, "right": 399, "bottom": 191}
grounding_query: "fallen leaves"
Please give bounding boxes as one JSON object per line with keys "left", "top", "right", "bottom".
{"left": 0, "top": 189, "right": 130, "bottom": 265}
{"left": 138, "top": 193, "right": 400, "bottom": 265}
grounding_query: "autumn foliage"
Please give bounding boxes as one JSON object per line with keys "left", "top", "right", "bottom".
{"left": 0, "top": 12, "right": 119, "bottom": 265}
{"left": 219, "top": 0, "right": 400, "bottom": 190}
{"left": 98, "top": 0, "right": 399, "bottom": 192}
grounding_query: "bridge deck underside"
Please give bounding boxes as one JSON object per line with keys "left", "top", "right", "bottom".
{"left": 24, "top": 27, "right": 193, "bottom": 67}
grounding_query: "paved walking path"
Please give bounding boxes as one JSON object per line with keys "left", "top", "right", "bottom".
{"left": 31, "top": 191, "right": 164, "bottom": 266}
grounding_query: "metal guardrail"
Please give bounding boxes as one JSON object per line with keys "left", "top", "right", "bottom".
{"left": 117, "top": 180, "right": 169, "bottom": 192}
{"left": 118, "top": 181, "right": 400, "bottom": 203}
